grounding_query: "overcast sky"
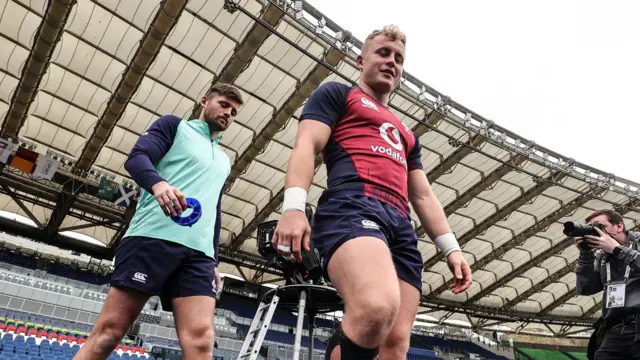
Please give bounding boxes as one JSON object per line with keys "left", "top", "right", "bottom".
{"left": 306, "top": 0, "right": 640, "bottom": 185}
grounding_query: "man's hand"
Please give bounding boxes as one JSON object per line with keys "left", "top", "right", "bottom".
{"left": 585, "top": 227, "right": 620, "bottom": 254}
{"left": 447, "top": 251, "right": 472, "bottom": 294}
{"left": 151, "top": 181, "right": 187, "bottom": 217}
{"left": 273, "top": 210, "right": 311, "bottom": 263}
{"left": 214, "top": 267, "right": 222, "bottom": 293}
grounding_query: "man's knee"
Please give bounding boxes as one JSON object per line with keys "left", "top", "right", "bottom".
{"left": 178, "top": 324, "right": 215, "bottom": 354}
{"left": 381, "top": 324, "right": 411, "bottom": 356}
{"left": 347, "top": 290, "right": 400, "bottom": 342}
{"left": 90, "top": 317, "right": 129, "bottom": 352}
{"left": 355, "top": 294, "right": 400, "bottom": 327}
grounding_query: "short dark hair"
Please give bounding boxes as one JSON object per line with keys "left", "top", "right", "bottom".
{"left": 586, "top": 209, "right": 625, "bottom": 231}
{"left": 207, "top": 83, "right": 244, "bottom": 105}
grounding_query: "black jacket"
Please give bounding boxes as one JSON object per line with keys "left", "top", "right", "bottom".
{"left": 576, "top": 231, "right": 640, "bottom": 323}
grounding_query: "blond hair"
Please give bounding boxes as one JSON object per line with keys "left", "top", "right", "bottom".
{"left": 364, "top": 24, "right": 407, "bottom": 47}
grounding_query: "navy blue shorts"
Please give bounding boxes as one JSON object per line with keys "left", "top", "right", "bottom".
{"left": 110, "top": 236, "right": 216, "bottom": 311}
{"left": 311, "top": 194, "right": 423, "bottom": 292}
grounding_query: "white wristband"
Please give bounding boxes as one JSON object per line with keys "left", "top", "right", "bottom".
{"left": 433, "top": 232, "right": 461, "bottom": 256}
{"left": 283, "top": 187, "right": 307, "bottom": 212}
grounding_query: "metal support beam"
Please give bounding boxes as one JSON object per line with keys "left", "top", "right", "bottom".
{"left": 583, "top": 300, "right": 601, "bottom": 318}
{"left": 426, "top": 135, "right": 485, "bottom": 186}
{"left": 74, "top": 0, "right": 189, "bottom": 172}
{"left": 235, "top": 265, "right": 249, "bottom": 282}
{"left": 228, "top": 48, "right": 345, "bottom": 249}
{"left": 563, "top": 327, "right": 592, "bottom": 337}
{"left": 0, "top": 169, "right": 123, "bottom": 222}
{"left": 438, "top": 311, "right": 455, "bottom": 324}
{"left": 539, "top": 289, "right": 576, "bottom": 315}
{"left": 542, "top": 323, "right": 560, "bottom": 336}
{"left": 224, "top": 47, "right": 345, "bottom": 194}
{"left": 470, "top": 187, "right": 603, "bottom": 270}
{"left": 412, "top": 106, "right": 447, "bottom": 137}
{"left": 59, "top": 220, "right": 117, "bottom": 232}
{"left": 42, "top": 183, "right": 77, "bottom": 240}
{"left": 419, "top": 296, "right": 594, "bottom": 327}
{"left": 44, "top": 0, "right": 188, "bottom": 239}
{"left": 190, "top": 2, "right": 286, "bottom": 119}
{"left": 504, "top": 259, "right": 575, "bottom": 308}
{"left": 230, "top": 155, "right": 323, "bottom": 249}
{"left": 443, "top": 154, "right": 527, "bottom": 217}
{"left": 417, "top": 153, "right": 526, "bottom": 238}
{"left": 504, "top": 205, "right": 639, "bottom": 309}
{"left": 424, "top": 171, "right": 567, "bottom": 270}
{"left": 0, "top": 0, "right": 77, "bottom": 139}
{"left": 109, "top": 200, "right": 137, "bottom": 251}
{"left": 0, "top": 183, "right": 43, "bottom": 228}
{"left": 463, "top": 237, "right": 575, "bottom": 303}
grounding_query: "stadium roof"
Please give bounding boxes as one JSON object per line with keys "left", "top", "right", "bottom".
{"left": 1, "top": 0, "right": 638, "bottom": 337}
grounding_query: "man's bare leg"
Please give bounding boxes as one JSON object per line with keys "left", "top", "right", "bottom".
{"left": 327, "top": 236, "right": 402, "bottom": 359}
{"left": 172, "top": 295, "right": 216, "bottom": 360}
{"left": 379, "top": 279, "right": 420, "bottom": 360}
{"left": 73, "top": 287, "right": 149, "bottom": 360}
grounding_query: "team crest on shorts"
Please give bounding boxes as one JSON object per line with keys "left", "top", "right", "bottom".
{"left": 361, "top": 220, "right": 380, "bottom": 230}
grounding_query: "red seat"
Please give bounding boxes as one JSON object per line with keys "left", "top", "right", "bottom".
{"left": 58, "top": 334, "right": 67, "bottom": 341}
{"left": 48, "top": 333, "right": 57, "bottom": 340}
{"left": 68, "top": 336, "right": 77, "bottom": 343}
{"left": 37, "top": 330, "right": 47, "bottom": 338}
{"left": 77, "top": 338, "right": 86, "bottom": 345}
{"left": 27, "top": 329, "right": 37, "bottom": 336}
{"left": 6, "top": 325, "right": 16, "bottom": 332}
{"left": 122, "top": 345, "right": 129, "bottom": 352}
{"left": 17, "top": 326, "right": 26, "bottom": 334}
{"left": 138, "top": 348, "right": 145, "bottom": 354}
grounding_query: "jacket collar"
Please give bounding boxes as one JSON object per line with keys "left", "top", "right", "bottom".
{"left": 189, "top": 119, "right": 223, "bottom": 144}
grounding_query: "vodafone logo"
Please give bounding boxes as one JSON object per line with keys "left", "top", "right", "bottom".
{"left": 371, "top": 122, "right": 406, "bottom": 167}
{"left": 379, "top": 122, "right": 403, "bottom": 151}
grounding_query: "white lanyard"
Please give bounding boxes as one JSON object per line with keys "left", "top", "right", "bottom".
{"left": 606, "top": 262, "right": 631, "bottom": 283}
{"left": 606, "top": 241, "right": 634, "bottom": 283}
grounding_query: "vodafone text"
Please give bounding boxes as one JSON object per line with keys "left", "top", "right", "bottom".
{"left": 370, "top": 145, "right": 407, "bottom": 167}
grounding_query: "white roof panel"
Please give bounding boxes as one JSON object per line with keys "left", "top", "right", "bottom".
{"left": 2, "top": 0, "right": 638, "bottom": 336}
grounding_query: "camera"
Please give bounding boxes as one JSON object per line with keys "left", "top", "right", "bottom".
{"left": 256, "top": 203, "right": 323, "bottom": 285}
{"left": 563, "top": 221, "right": 606, "bottom": 251}
{"left": 563, "top": 221, "right": 606, "bottom": 237}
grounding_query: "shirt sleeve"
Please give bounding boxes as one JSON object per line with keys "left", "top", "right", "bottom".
{"left": 124, "top": 115, "right": 181, "bottom": 194}
{"left": 575, "top": 250, "right": 603, "bottom": 295}
{"left": 408, "top": 132, "right": 423, "bottom": 172}
{"left": 213, "top": 189, "right": 223, "bottom": 266}
{"left": 300, "top": 81, "right": 350, "bottom": 128}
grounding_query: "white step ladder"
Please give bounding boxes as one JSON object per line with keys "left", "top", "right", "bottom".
{"left": 237, "top": 294, "right": 281, "bottom": 360}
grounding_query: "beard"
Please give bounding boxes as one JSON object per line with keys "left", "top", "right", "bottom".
{"left": 204, "top": 110, "right": 228, "bottom": 133}
{"left": 207, "top": 119, "right": 225, "bottom": 132}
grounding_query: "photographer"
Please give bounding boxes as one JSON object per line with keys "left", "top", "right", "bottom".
{"left": 574, "top": 209, "right": 640, "bottom": 359}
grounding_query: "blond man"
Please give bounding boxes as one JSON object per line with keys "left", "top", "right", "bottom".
{"left": 272, "top": 26, "right": 472, "bottom": 359}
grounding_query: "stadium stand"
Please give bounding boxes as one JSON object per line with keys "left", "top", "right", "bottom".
{"left": 0, "top": 237, "right": 523, "bottom": 359}
{"left": 0, "top": 0, "right": 610, "bottom": 358}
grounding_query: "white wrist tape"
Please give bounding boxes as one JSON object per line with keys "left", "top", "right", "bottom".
{"left": 283, "top": 187, "right": 307, "bottom": 212}
{"left": 434, "top": 232, "right": 461, "bottom": 256}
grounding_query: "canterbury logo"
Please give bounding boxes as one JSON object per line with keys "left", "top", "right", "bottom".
{"left": 361, "top": 97, "right": 379, "bottom": 112}
{"left": 132, "top": 272, "right": 147, "bottom": 283}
